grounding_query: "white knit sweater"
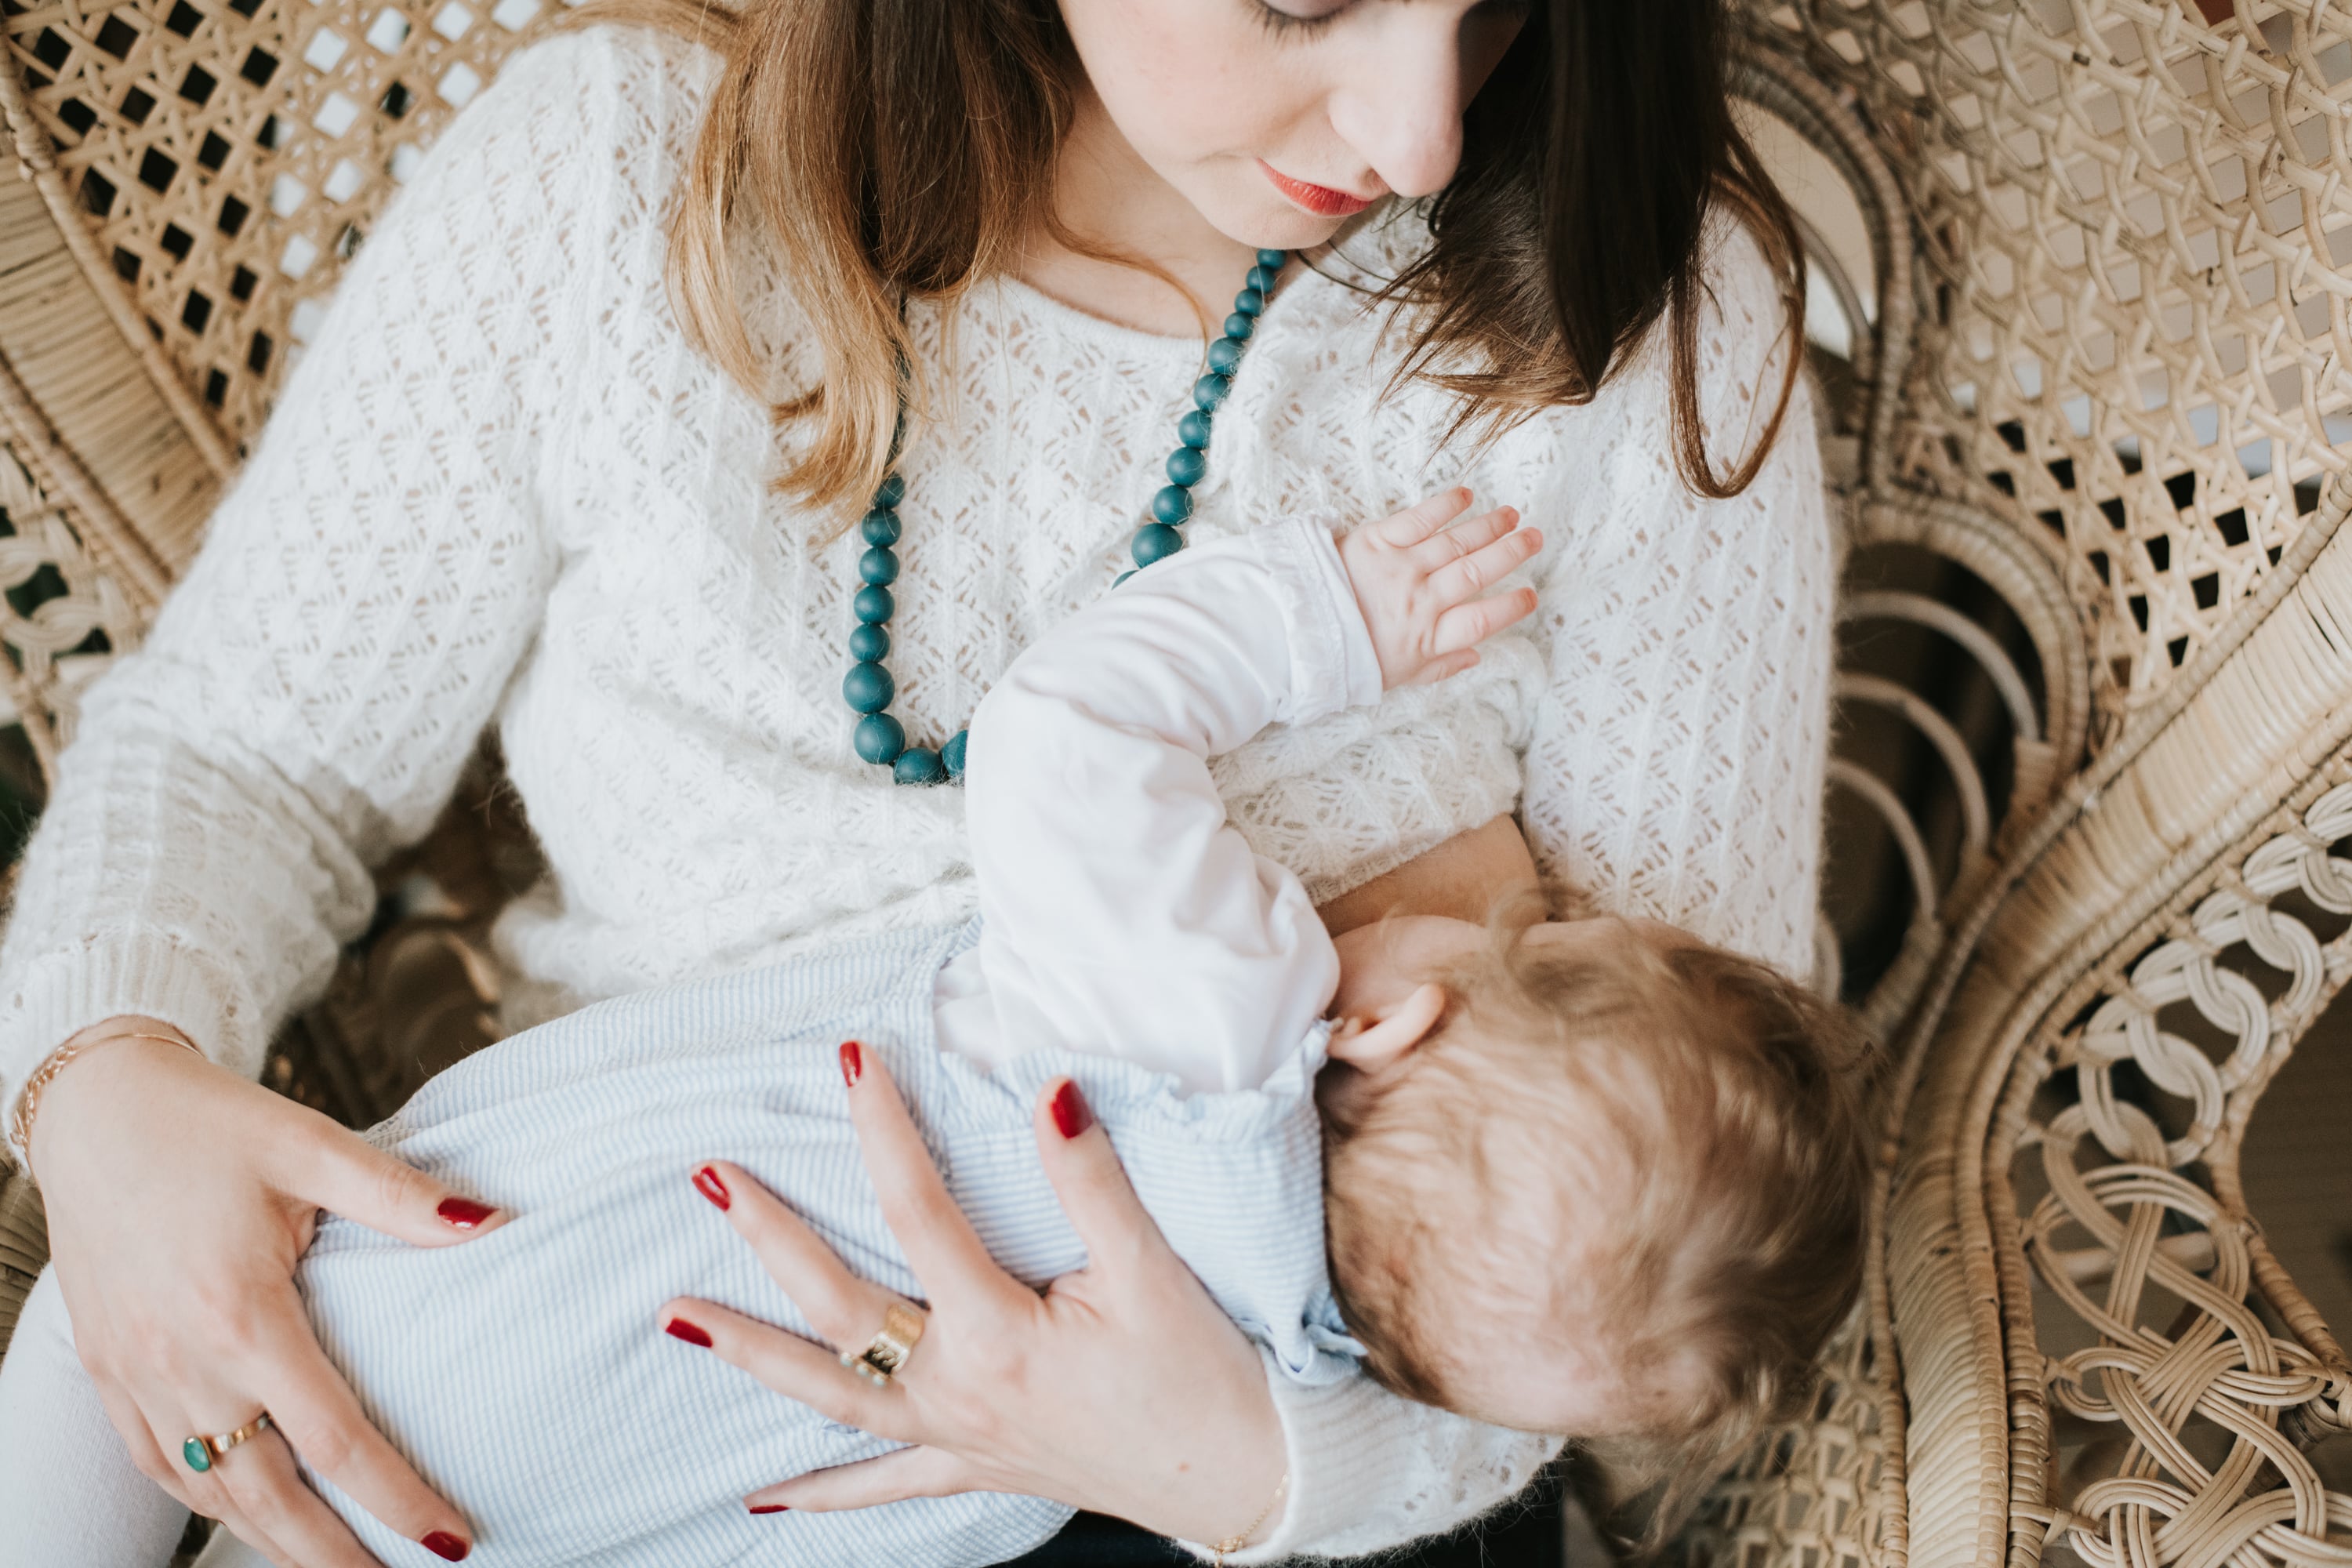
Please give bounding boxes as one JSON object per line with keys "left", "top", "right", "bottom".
{"left": 0, "top": 24, "right": 1832, "bottom": 1558}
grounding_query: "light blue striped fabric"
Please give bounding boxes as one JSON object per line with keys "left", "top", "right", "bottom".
{"left": 295, "top": 919, "right": 1358, "bottom": 1566}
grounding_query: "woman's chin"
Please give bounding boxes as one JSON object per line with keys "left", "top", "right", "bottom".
{"left": 1192, "top": 176, "right": 1349, "bottom": 254}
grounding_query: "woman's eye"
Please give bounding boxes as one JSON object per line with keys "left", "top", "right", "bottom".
{"left": 1252, "top": 0, "right": 1352, "bottom": 33}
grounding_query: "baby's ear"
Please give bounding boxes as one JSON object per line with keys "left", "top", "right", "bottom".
{"left": 1328, "top": 982, "right": 1447, "bottom": 1075}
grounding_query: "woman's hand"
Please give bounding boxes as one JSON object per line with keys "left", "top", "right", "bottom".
{"left": 662, "top": 1044, "right": 1290, "bottom": 1549}
{"left": 27, "top": 1022, "right": 506, "bottom": 1566}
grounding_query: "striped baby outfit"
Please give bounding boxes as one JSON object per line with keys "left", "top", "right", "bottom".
{"left": 296, "top": 919, "right": 1356, "bottom": 1566}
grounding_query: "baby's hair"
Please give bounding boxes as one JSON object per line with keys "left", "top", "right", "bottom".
{"left": 1321, "top": 907, "right": 1876, "bottom": 1548}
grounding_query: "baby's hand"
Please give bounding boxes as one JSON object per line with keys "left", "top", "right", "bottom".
{"left": 1339, "top": 488, "right": 1542, "bottom": 688}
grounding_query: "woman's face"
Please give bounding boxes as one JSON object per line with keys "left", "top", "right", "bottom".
{"left": 1056, "top": 0, "right": 1530, "bottom": 251}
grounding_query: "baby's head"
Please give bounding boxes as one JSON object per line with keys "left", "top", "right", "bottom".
{"left": 1317, "top": 907, "right": 1874, "bottom": 1507}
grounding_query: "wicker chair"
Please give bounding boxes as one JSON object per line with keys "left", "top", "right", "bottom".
{"left": 2, "top": 2, "right": 2346, "bottom": 1566}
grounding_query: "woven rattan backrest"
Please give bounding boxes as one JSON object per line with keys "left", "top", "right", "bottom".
{"left": 0, "top": 0, "right": 569, "bottom": 765}
{"left": 3, "top": 0, "right": 568, "bottom": 448}
{"left": 1719, "top": 13, "right": 2352, "bottom": 1568}
{"left": 1758, "top": 0, "right": 2352, "bottom": 744}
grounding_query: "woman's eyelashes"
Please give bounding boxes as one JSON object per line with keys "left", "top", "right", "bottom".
{"left": 1251, "top": 0, "right": 1529, "bottom": 36}
{"left": 1250, "top": 0, "right": 1350, "bottom": 36}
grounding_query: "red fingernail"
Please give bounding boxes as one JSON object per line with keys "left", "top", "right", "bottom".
{"left": 437, "top": 1198, "right": 495, "bottom": 1229}
{"left": 1050, "top": 1080, "right": 1093, "bottom": 1139}
{"left": 750, "top": 1504, "right": 789, "bottom": 1514}
{"left": 839, "top": 1040, "right": 862, "bottom": 1087}
{"left": 666, "top": 1317, "right": 713, "bottom": 1348}
{"left": 420, "top": 1533, "right": 470, "bottom": 1562}
{"left": 692, "top": 1165, "right": 731, "bottom": 1210}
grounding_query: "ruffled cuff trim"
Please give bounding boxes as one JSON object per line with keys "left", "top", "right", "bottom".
{"left": 1257, "top": 514, "right": 1384, "bottom": 729}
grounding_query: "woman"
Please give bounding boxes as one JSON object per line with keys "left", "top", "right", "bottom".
{"left": 0, "top": 0, "right": 1829, "bottom": 1563}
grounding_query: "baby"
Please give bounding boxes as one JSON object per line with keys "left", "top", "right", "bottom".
{"left": 0, "top": 492, "right": 1871, "bottom": 1566}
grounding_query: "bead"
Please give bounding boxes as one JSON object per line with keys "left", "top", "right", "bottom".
{"left": 842, "top": 661, "right": 895, "bottom": 713}
{"left": 854, "top": 712, "right": 906, "bottom": 764}
{"left": 1113, "top": 569, "right": 1136, "bottom": 587}
{"left": 1132, "top": 523, "right": 1184, "bottom": 567}
{"left": 837, "top": 254, "right": 1274, "bottom": 775}
{"left": 894, "top": 746, "right": 947, "bottom": 786}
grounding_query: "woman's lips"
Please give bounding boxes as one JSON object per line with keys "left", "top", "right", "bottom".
{"left": 1258, "top": 160, "right": 1374, "bottom": 217}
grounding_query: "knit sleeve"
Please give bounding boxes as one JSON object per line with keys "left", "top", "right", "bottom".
{"left": 0, "top": 29, "right": 630, "bottom": 1160}
{"left": 1192, "top": 1350, "right": 1561, "bottom": 1563}
{"left": 1517, "top": 222, "right": 1835, "bottom": 977}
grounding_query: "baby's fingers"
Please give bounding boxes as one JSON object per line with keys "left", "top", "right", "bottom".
{"left": 1431, "top": 586, "right": 1540, "bottom": 660}
{"left": 1428, "top": 524, "right": 1543, "bottom": 608}
{"left": 1370, "top": 487, "right": 1475, "bottom": 546}
{"left": 1406, "top": 504, "right": 1518, "bottom": 570}
{"left": 1406, "top": 648, "right": 1483, "bottom": 686}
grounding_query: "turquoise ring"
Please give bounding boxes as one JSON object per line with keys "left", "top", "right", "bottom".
{"left": 183, "top": 1411, "right": 271, "bottom": 1473}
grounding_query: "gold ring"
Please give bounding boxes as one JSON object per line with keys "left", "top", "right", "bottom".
{"left": 183, "top": 1412, "right": 272, "bottom": 1473}
{"left": 837, "top": 1302, "right": 925, "bottom": 1387}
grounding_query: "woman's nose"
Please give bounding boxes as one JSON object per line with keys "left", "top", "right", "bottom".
{"left": 1324, "top": 16, "right": 1474, "bottom": 198}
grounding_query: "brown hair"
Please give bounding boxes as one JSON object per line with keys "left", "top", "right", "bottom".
{"left": 561, "top": 0, "right": 1806, "bottom": 528}
{"left": 1320, "top": 919, "right": 1875, "bottom": 1548}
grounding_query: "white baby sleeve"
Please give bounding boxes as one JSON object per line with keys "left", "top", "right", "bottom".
{"left": 958, "top": 516, "right": 1381, "bottom": 1093}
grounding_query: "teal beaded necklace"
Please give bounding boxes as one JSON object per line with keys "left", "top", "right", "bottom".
{"left": 843, "top": 248, "right": 1290, "bottom": 786}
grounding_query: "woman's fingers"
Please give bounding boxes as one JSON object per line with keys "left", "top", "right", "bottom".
{"left": 249, "top": 1298, "right": 474, "bottom": 1558}
{"left": 747, "top": 1445, "right": 982, "bottom": 1513}
{"left": 90, "top": 1374, "right": 192, "bottom": 1503}
{"left": 1029, "top": 1079, "right": 1174, "bottom": 1282}
{"left": 837, "top": 1044, "right": 1007, "bottom": 1305}
{"left": 691, "top": 1160, "right": 898, "bottom": 1353}
{"left": 1432, "top": 586, "right": 1539, "bottom": 656}
{"left": 1373, "top": 486, "right": 1475, "bottom": 545}
{"left": 122, "top": 1383, "right": 299, "bottom": 1566}
{"left": 655, "top": 1295, "right": 914, "bottom": 1444}
{"left": 202, "top": 1425, "right": 387, "bottom": 1568}
{"left": 1427, "top": 521, "right": 1541, "bottom": 604}
{"left": 275, "top": 1109, "right": 509, "bottom": 1249}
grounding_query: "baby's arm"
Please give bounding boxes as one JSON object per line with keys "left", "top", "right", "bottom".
{"left": 962, "top": 492, "right": 1537, "bottom": 1093}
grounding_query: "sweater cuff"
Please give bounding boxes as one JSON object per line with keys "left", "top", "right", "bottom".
{"left": 0, "top": 932, "right": 263, "bottom": 1173}
{"left": 1174, "top": 1348, "right": 1565, "bottom": 1563}
{"left": 1256, "top": 515, "right": 1384, "bottom": 729}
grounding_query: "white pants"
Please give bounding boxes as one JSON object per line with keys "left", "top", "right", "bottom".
{"left": 0, "top": 1265, "right": 190, "bottom": 1566}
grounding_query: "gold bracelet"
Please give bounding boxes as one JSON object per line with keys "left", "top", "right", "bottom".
{"left": 1210, "top": 1468, "right": 1289, "bottom": 1566}
{"left": 9, "top": 1030, "right": 202, "bottom": 1166}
